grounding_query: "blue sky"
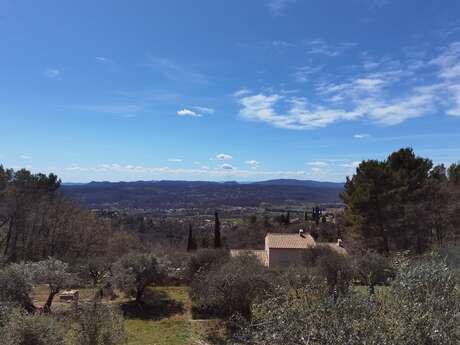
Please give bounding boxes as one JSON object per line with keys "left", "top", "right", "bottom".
{"left": 1, "top": 0, "right": 460, "bottom": 182}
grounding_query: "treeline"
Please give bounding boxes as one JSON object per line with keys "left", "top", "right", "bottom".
{"left": 342, "top": 148, "right": 460, "bottom": 254}
{"left": 0, "top": 166, "right": 141, "bottom": 265}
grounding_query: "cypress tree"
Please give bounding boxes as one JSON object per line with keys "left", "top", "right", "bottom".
{"left": 187, "top": 223, "right": 197, "bottom": 251}
{"left": 214, "top": 211, "right": 222, "bottom": 248}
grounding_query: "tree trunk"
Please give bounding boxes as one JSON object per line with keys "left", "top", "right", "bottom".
{"left": 43, "top": 290, "right": 58, "bottom": 313}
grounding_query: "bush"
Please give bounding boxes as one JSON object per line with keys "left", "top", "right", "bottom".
{"left": 0, "top": 308, "right": 65, "bottom": 345}
{"left": 0, "top": 263, "right": 35, "bottom": 312}
{"left": 71, "top": 302, "right": 126, "bottom": 345}
{"left": 233, "top": 256, "right": 460, "bottom": 345}
{"left": 111, "top": 252, "right": 163, "bottom": 302}
{"left": 185, "top": 248, "right": 230, "bottom": 281}
{"left": 353, "top": 250, "right": 393, "bottom": 294}
{"left": 190, "top": 254, "right": 273, "bottom": 319}
{"left": 304, "top": 246, "right": 353, "bottom": 297}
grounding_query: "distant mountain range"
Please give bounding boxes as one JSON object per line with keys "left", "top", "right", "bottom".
{"left": 61, "top": 179, "right": 345, "bottom": 209}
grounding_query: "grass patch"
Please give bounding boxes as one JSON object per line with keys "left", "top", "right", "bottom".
{"left": 126, "top": 319, "right": 192, "bottom": 345}
{"left": 123, "top": 286, "right": 195, "bottom": 345}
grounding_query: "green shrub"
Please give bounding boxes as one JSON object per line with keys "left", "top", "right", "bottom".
{"left": 233, "top": 256, "right": 460, "bottom": 345}
{"left": 304, "top": 246, "right": 353, "bottom": 297}
{"left": 111, "top": 252, "right": 163, "bottom": 302}
{"left": 353, "top": 250, "right": 393, "bottom": 294}
{"left": 185, "top": 248, "right": 230, "bottom": 281}
{"left": 71, "top": 302, "right": 126, "bottom": 345}
{"left": 190, "top": 254, "right": 273, "bottom": 319}
{"left": 0, "top": 263, "right": 35, "bottom": 312}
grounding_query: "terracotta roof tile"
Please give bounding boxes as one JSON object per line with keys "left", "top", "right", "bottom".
{"left": 266, "top": 233, "right": 316, "bottom": 249}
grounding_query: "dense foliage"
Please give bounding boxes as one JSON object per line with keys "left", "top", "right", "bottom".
{"left": 232, "top": 257, "right": 460, "bottom": 345}
{"left": 111, "top": 252, "right": 163, "bottom": 302}
{"left": 342, "top": 148, "right": 460, "bottom": 253}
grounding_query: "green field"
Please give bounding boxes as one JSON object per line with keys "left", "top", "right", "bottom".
{"left": 32, "top": 285, "right": 225, "bottom": 345}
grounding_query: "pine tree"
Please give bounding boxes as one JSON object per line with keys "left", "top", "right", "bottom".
{"left": 214, "top": 212, "right": 222, "bottom": 248}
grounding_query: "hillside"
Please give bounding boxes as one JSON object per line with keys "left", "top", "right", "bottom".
{"left": 60, "top": 179, "right": 344, "bottom": 208}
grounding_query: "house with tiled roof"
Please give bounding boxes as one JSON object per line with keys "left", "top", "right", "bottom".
{"left": 231, "top": 230, "right": 346, "bottom": 268}
{"left": 265, "top": 230, "right": 346, "bottom": 268}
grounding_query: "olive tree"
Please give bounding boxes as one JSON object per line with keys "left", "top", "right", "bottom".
{"left": 0, "top": 262, "right": 35, "bottom": 312}
{"left": 353, "top": 250, "right": 393, "bottom": 294}
{"left": 111, "top": 252, "right": 163, "bottom": 302}
{"left": 31, "top": 258, "right": 73, "bottom": 313}
{"left": 71, "top": 302, "right": 126, "bottom": 345}
{"left": 190, "top": 254, "right": 273, "bottom": 319}
{"left": 232, "top": 256, "right": 460, "bottom": 345}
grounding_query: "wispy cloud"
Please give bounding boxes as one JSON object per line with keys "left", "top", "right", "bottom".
{"left": 44, "top": 68, "right": 61, "bottom": 78}
{"left": 305, "top": 39, "right": 357, "bottom": 57}
{"left": 353, "top": 133, "right": 370, "bottom": 139}
{"left": 268, "top": 0, "right": 297, "bottom": 16}
{"left": 307, "top": 161, "right": 328, "bottom": 167}
{"left": 145, "top": 56, "right": 208, "bottom": 84}
{"left": 193, "top": 106, "right": 214, "bottom": 114}
{"left": 232, "top": 89, "right": 252, "bottom": 97}
{"left": 245, "top": 160, "right": 260, "bottom": 169}
{"left": 95, "top": 56, "right": 112, "bottom": 63}
{"left": 293, "top": 65, "right": 324, "bottom": 83}
{"left": 167, "top": 158, "right": 182, "bottom": 163}
{"left": 20, "top": 154, "right": 31, "bottom": 160}
{"left": 235, "top": 41, "right": 460, "bottom": 129}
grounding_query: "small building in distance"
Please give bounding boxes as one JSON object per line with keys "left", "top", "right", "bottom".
{"left": 232, "top": 230, "right": 346, "bottom": 269}
{"left": 265, "top": 231, "right": 316, "bottom": 268}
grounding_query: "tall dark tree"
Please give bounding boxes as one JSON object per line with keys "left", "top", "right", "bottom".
{"left": 187, "top": 223, "right": 197, "bottom": 252}
{"left": 214, "top": 212, "right": 222, "bottom": 248}
{"left": 386, "top": 148, "right": 432, "bottom": 253}
{"left": 448, "top": 163, "right": 460, "bottom": 185}
{"left": 342, "top": 160, "right": 392, "bottom": 253}
{"left": 312, "top": 206, "right": 321, "bottom": 226}
{"left": 285, "top": 211, "right": 291, "bottom": 225}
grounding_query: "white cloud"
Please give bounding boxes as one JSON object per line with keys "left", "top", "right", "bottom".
{"left": 20, "top": 155, "right": 30, "bottom": 160}
{"left": 192, "top": 106, "right": 214, "bottom": 114}
{"left": 353, "top": 134, "right": 370, "bottom": 139}
{"left": 293, "top": 65, "right": 323, "bottom": 83}
{"left": 307, "top": 161, "right": 328, "bottom": 167}
{"left": 44, "top": 68, "right": 61, "bottom": 78}
{"left": 232, "top": 89, "right": 252, "bottom": 97}
{"left": 62, "top": 163, "right": 312, "bottom": 181}
{"left": 234, "top": 41, "right": 460, "bottom": 129}
{"left": 338, "top": 161, "right": 361, "bottom": 168}
{"left": 177, "top": 108, "right": 202, "bottom": 117}
{"left": 238, "top": 93, "right": 360, "bottom": 129}
{"left": 272, "top": 40, "right": 293, "bottom": 48}
{"left": 245, "top": 160, "right": 260, "bottom": 169}
{"left": 216, "top": 153, "right": 233, "bottom": 161}
{"left": 221, "top": 163, "right": 234, "bottom": 170}
{"left": 167, "top": 158, "right": 182, "bottom": 162}
{"left": 95, "top": 56, "right": 111, "bottom": 63}
{"left": 305, "top": 39, "right": 357, "bottom": 57}
{"left": 268, "top": 0, "right": 296, "bottom": 16}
